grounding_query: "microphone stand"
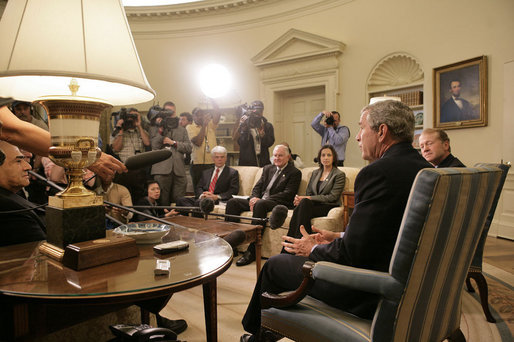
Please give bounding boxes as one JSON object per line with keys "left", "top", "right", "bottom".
{"left": 28, "top": 170, "right": 172, "bottom": 226}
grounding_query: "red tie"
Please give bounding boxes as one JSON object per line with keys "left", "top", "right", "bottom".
{"left": 208, "top": 168, "right": 219, "bottom": 193}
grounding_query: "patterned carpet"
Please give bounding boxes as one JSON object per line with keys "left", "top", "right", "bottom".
{"left": 458, "top": 270, "right": 513, "bottom": 342}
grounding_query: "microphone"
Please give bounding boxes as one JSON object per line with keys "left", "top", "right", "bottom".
{"left": 269, "top": 205, "right": 289, "bottom": 230}
{"left": 124, "top": 150, "right": 172, "bottom": 170}
{"left": 198, "top": 198, "right": 289, "bottom": 229}
{"left": 200, "top": 197, "right": 215, "bottom": 218}
{"left": 222, "top": 229, "right": 246, "bottom": 250}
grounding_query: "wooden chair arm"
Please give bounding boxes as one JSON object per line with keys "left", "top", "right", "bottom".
{"left": 261, "top": 261, "right": 315, "bottom": 309}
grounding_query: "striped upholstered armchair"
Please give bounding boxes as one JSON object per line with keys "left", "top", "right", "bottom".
{"left": 259, "top": 167, "right": 501, "bottom": 342}
{"left": 465, "top": 162, "right": 511, "bottom": 323}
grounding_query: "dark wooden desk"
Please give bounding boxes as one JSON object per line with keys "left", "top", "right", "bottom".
{"left": 0, "top": 226, "right": 232, "bottom": 341}
{"left": 161, "top": 215, "right": 263, "bottom": 277}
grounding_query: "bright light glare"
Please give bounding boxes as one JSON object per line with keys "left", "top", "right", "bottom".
{"left": 198, "top": 64, "right": 232, "bottom": 99}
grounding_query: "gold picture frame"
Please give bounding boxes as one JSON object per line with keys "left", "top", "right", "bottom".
{"left": 433, "top": 56, "right": 487, "bottom": 129}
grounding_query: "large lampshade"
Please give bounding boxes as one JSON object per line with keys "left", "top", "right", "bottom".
{"left": 0, "top": 0, "right": 155, "bottom": 105}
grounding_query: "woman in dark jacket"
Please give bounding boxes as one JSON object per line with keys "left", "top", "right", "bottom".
{"left": 133, "top": 179, "right": 166, "bottom": 222}
{"left": 283, "top": 144, "right": 345, "bottom": 243}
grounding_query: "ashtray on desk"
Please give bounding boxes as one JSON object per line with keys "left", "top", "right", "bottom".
{"left": 113, "top": 223, "right": 170, "bottom": 244}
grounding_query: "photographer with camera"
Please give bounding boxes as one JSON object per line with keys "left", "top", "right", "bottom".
{"left": 188, "top": 101, "right": 221, "bottom": 189}
{"left": 311, "top": 110, "right": 350, "bottom": 166}
{"left": 110, "top": 108, "right": 150, "bottom": 203}
{"left": 233, "top": 100, "right": 274, "bottom": 167}
{"left": 148, "top": 101, "right": 192, "bottom": 206}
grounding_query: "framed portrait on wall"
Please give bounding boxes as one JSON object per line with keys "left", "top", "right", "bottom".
{"left": 433, "top": 56, "right": 487, "bottom": 129}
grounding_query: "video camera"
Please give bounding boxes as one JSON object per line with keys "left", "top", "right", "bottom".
{"left": 111, "top": 108, "right": 138, "bottom": 130}
{"left": 147, "top": 105, "right": 178, "bottom": 131}
{"left": 237, "top": 101, "right": 265, "bottom": 129}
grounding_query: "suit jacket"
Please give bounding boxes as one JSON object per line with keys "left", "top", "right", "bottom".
{"left": 440, "top": 97, "right": 476, "bottom": 122}
{"left": 195, "top": 166, "right": 240, "bottom": 202}
{"left": 310, "top": 142, "right": 432, "bottom": 272}
{"left": 133, "top": 196, "right": 164, "bottom": 222}
{"left": 0, "top": 187, "right": 46, "bottom": 247}
{"left": 437, "top": 153, "right": 465, "bottom": 168}
{"left": 305, "top": 167, "right": 346, "bottom": 206}
{"left": 150, "top": 125, "right": 192, "bottom": 177}
{"left": 251, "top": 162, "right": 301, "bottom": 208}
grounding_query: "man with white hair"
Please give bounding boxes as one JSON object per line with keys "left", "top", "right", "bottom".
{"left": 176, "top": 145, "right": 239, "bottom": 210}
{"left": 225, "top": 144, "right": 301, "bottom": 266}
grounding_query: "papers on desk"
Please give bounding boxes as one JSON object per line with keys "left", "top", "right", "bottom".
{"left": 231, "top": 195, "right": 250, "bottom": 200}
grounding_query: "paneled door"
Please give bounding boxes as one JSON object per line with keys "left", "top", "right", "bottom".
{"left": 274, "top": 86, "right": 325, "bottom": 167}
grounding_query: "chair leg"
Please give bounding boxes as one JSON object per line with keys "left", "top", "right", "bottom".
{"left": 465, "top": 274, "right": 475, "bottom": 293}
{"left": 447, "top": 328, "right": 466, "bottom": 342}
{"left": 467, "top": 271, "right": 496, "bottom": 323}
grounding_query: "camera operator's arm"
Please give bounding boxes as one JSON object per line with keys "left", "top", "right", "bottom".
{"left": 0, "top": 105, "right": 51, "bottom": 156}
{"left": 111, "top": 119, "right": 124, "bottom": 152}
{"left": 190, "top": 117, "right": 208, "bottom": 147}
{"left": 210, "top": 101, "right": 221, "bottom": 126}
{"left": 326, "top": 124, "right": 350, "bottom": 146}
{"left": 310, "top": 111, "right": 326, "bottom": 137}
{"left": 235, "top": 115, "right": 251, "bottom": 145}
{"left": 135, "top": 113, "right": 150, "bottom": 147}
{"left": 175, "top": 127, "right": 192, "bottom": 154}
{"left": 148, "top": 125, "right": 163, "bottom": 151}
{"left": 260, "top": 119, "right": 275, "bottom": 149}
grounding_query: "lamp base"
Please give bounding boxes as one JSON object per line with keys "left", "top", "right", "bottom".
{"left": 39, "top": 235, "right": 139, "bottom": 271}
{"left": 46, "top": 197, "right": 106, "bottom": 249}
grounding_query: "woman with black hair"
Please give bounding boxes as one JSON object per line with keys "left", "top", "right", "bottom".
{"left": 283, "top": 144, "right": 345, "bottom": 245}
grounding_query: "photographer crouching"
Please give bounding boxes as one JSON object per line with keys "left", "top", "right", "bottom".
{"left": 311, "top": 110, "right": 350, "bottom": 166}
{"left": 148, "top": 101, "right": 192, "bottom": 206}
{"left": 233, "top": 100, "right": 275, "bottom": 167}
{"left": 110, "top": 108, "right": 150, "bottom": 203}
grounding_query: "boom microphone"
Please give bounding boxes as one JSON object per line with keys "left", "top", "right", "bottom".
{"left": 199, "top": 197, "right": 215, "bottom": 215}
{"left": 199, "top": 198, "right": 288, "bottom": 229}
{"left": 269, "top": 205, "right": 289, "bottom": 230}
{"left": 124, "top": 150, "right": 172, "bottom": 170}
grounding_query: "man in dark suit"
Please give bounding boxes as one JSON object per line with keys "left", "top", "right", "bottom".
{"left": 149, "top": 106, "right": 192, "bottom": 206}
{"left": 239, "top": 100, "right": 432, "bottom": 342}
{"left": 226, "top": 144, "right": 301, "bottom": 266}
{"left": 233, "top": 100, "right": 275, "bottom": 167}
{"left": 176, "top": 146, "right": 239, "bottom": 213}
{"left": 419, "top": 128, "right": 465, "bottom": 167}
{"left": 0, "top": 141, "right": 46, "bottom": 246}
{"left": 440, "top": 80, "right": 477, "bottom": 123}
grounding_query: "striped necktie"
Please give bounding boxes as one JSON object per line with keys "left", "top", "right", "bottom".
{"left": 208, "top": 168, "right": 219, "bottom": 193}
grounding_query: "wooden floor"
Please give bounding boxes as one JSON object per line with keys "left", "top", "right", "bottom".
{"left": 483, "top": 237, "right": 514, "bottom": 275}
{"left": 160, "top": 236, "right": 514, "bottom": 341}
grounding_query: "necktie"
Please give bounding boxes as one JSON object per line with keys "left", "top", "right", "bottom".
{"left": 262, "top": 167, "right": 280, "bottom": 200}
{"left": 208, "top": 168, "right": 219, "bottom": 193}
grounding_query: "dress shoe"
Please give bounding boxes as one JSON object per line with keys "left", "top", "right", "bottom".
{"left": 156, "top": 315, "right": 188, "bottom": 334}
{"left": 236, "top": 250, "right": 255, "bottom": 266}
{"left": 240, "top": 333, "right": 255, "bottom": 342}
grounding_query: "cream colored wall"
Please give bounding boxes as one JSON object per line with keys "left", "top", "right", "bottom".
{"left": 130, "top": 0, "right": 514, "bottom": 168}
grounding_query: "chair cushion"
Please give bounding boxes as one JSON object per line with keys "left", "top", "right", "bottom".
{"left": 262, "top": 296, "right": 372, "bottom": 342}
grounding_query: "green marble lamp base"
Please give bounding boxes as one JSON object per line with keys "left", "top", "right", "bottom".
{"left": 45, "top": 204, "right": 106, "bottom": 249}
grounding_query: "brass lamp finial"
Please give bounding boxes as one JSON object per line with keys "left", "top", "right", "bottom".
{"left": 69, "top": 78, "right": 80, "bottom": 97}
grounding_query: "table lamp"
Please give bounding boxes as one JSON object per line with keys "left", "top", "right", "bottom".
{"left": 0, "top": 0, "right": 155, "bottom": 266}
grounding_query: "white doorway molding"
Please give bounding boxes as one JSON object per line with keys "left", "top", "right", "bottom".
{"left": 251, "top": 29, "right": 345, "bottom": 125}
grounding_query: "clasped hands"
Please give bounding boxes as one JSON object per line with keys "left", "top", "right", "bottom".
{"left": 200, "top": 191, "right": 219, "bottom": 201}
{"left": 281, "top": 226, "right": 339, "bottom": 256}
